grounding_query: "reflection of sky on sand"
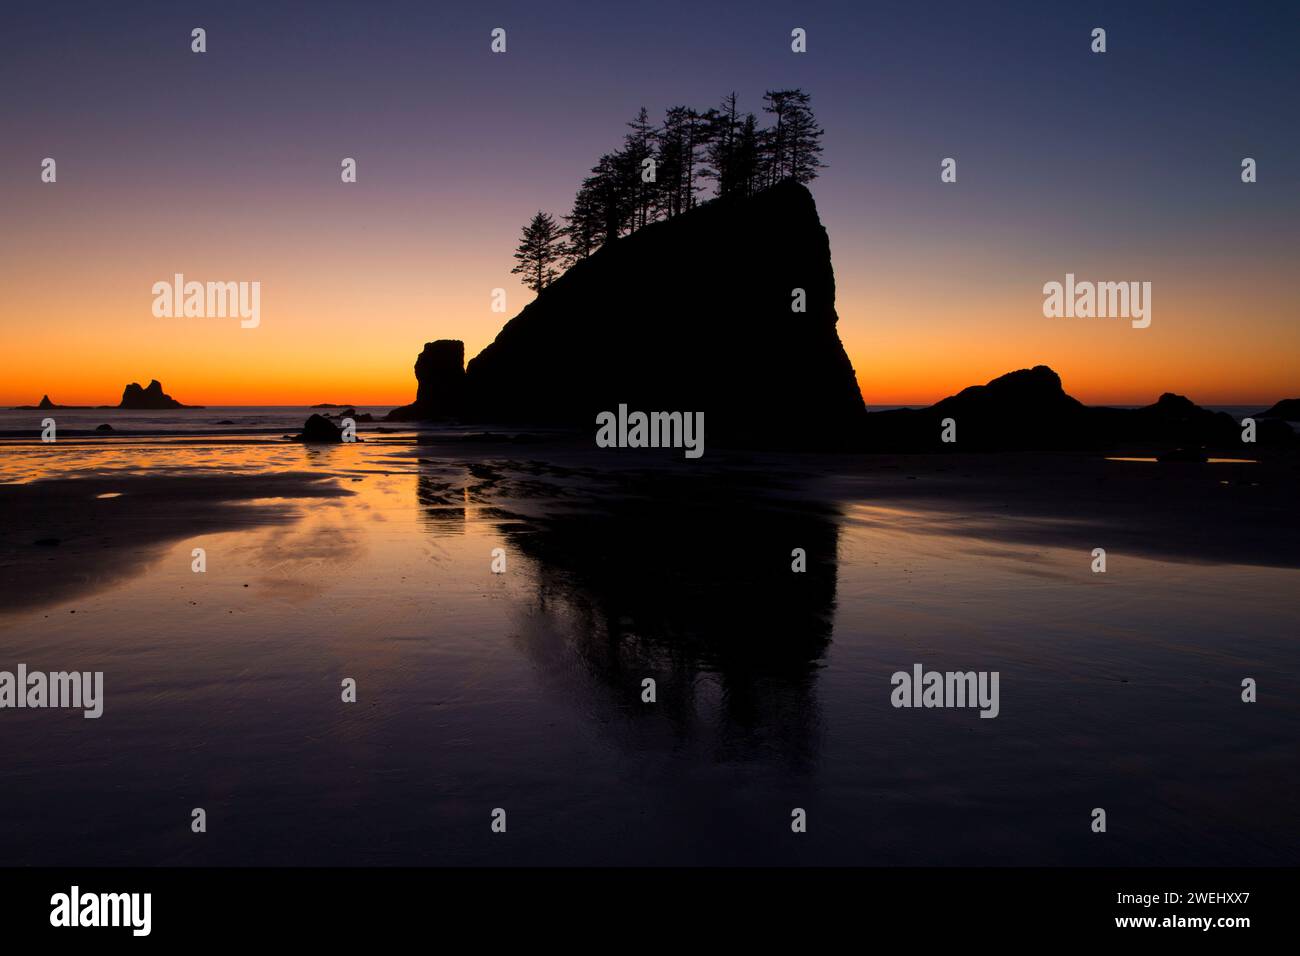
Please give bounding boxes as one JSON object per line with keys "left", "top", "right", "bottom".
{"left": 0, "top": 440, "right": 1296, "bottom": 866}
{"left": 0, "top": 433, "right": 419, "bottom": 484}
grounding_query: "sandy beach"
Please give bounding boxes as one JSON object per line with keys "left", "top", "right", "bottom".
{"left": 1, "top": 427, "right": 1296, "bottom": 866}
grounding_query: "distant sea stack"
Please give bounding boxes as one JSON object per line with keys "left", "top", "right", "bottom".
{"left": 387, "top": 181, "right": 865, "bottom": 449}
{"left": 118, "top": 379, "right": 197, "bottom": 409}
{"left": 12, "top": 394, "right": 92, "bottom": 410}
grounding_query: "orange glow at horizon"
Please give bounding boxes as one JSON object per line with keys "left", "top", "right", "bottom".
{"left": 4, "top": 294, "right": 1297, "bottom": 409}
{"left": 2, "top": 188, "right": 1296, "bottom": 410}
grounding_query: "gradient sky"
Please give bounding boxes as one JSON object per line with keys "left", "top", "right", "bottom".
{"left": 2, "top": 0, "right": 1297, "bottom": 406}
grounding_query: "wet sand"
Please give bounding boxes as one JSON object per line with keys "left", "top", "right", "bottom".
{"left": 1, "top": 439, "right": 1297, "bottom": 615}
{"left": 0, "top": 434, "right": 1296, "bottom": 866}
{"left": 0, "top": 473, "right": 352, "bottom": 612}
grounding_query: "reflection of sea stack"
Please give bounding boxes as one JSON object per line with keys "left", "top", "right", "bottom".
{"left": 118, "top": 379, "right": 194, "bottom": 409}
{"left": 388, "top": 181, "right": 865, "bottom": 449}
{"left": 500, "top": 465, "right": 838, "bottom": 768}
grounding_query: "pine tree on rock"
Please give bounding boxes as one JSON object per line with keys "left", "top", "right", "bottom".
{"left": 511, "top": 211, "right": 565, "bottom": 293}
{"left": 521, "top": 89, "right": 825, "bottom": 283}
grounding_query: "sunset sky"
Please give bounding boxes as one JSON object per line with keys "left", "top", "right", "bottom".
{"left": 1, "top": 0, "right": 1296, "bottom": 407}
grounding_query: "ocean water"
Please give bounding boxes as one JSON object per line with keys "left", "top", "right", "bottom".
{"left": 0, "top": 403, "right": 1279, "bottom": 437}
{"left": 0, "top": 406, "right": 399, "bottom": 438}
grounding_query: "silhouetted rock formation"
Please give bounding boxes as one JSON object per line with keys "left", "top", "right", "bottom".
{"left": 12, "top": 395, "right": 86, "bottom": 410}
{"left": 866, "top": 366, "right": 1089, "bottom": 451}
{"left": 95, "top": 423, "right": 114, "bottom": 432}
{"left": 387, "top": 340, "right": 466, "bottom": 421}
{"left": 935, "top": 365, "right": 1088, "bottom": 448}
{"left": 118, "top": 380, "right": 194, "bottom": 409}
{"left": 866, "top": 366, "right": 1298, "bottom": 453}
{"left": 388, "top": 182, "right": 865, "bottom": 448}
{"left": 1255, "top": 398, "right": 1300, "bottom": 422}
{"left": 1106, "top": 393, "right": 1237, "bottom": 448}
{"left": 295, "top": 414, "right": 344, "bottom": 443}
{"left": 1091, "top": 391, "right": 1291, "bottom": 451}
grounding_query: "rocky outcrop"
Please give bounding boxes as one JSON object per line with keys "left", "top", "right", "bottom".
{"left": 13, "top": 395, "right": 79, "bottom": 410}
{"left": 118, "top": 380, "right": 194, "bottom": 409}
{"left": 387, "top": 341, "right": 466, "bottom": 421}
{"left": 1110, "top": 393, "right": 1239, "bottom": 447}
{"left": 866, "top": 366, "right": 1091, "bottom": 451}
{"left": 387, "top": 181, "right": 865, "bottom": 449}
{"left": 1255, "top": 398, "right": 1300, "bottom": 422}
{"left": 932, "top": 365, "right": 1090, "bottom": 448}
{"left": 865, "top": 367, "right": 1298, "bottom": 453}
{"left": 295, "top": 414, "right": 344, "bottom": 443}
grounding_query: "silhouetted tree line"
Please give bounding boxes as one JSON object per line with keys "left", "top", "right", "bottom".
{"left": 512, "top": 90, "right": 825, "bottom": 292}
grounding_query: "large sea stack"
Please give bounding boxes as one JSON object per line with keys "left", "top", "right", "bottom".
{"left": 387, "top": 340, "right": 466, "bottom": 421}
{"left": 118, "top": 379, "right": 193, "bottom": 409}
{"left": 388, "top": 180, "right": 866, "bottom": 449}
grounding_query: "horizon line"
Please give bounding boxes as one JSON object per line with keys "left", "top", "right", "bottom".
{"left": 3, "top": 391, "right": 1290, "bottom": 410}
